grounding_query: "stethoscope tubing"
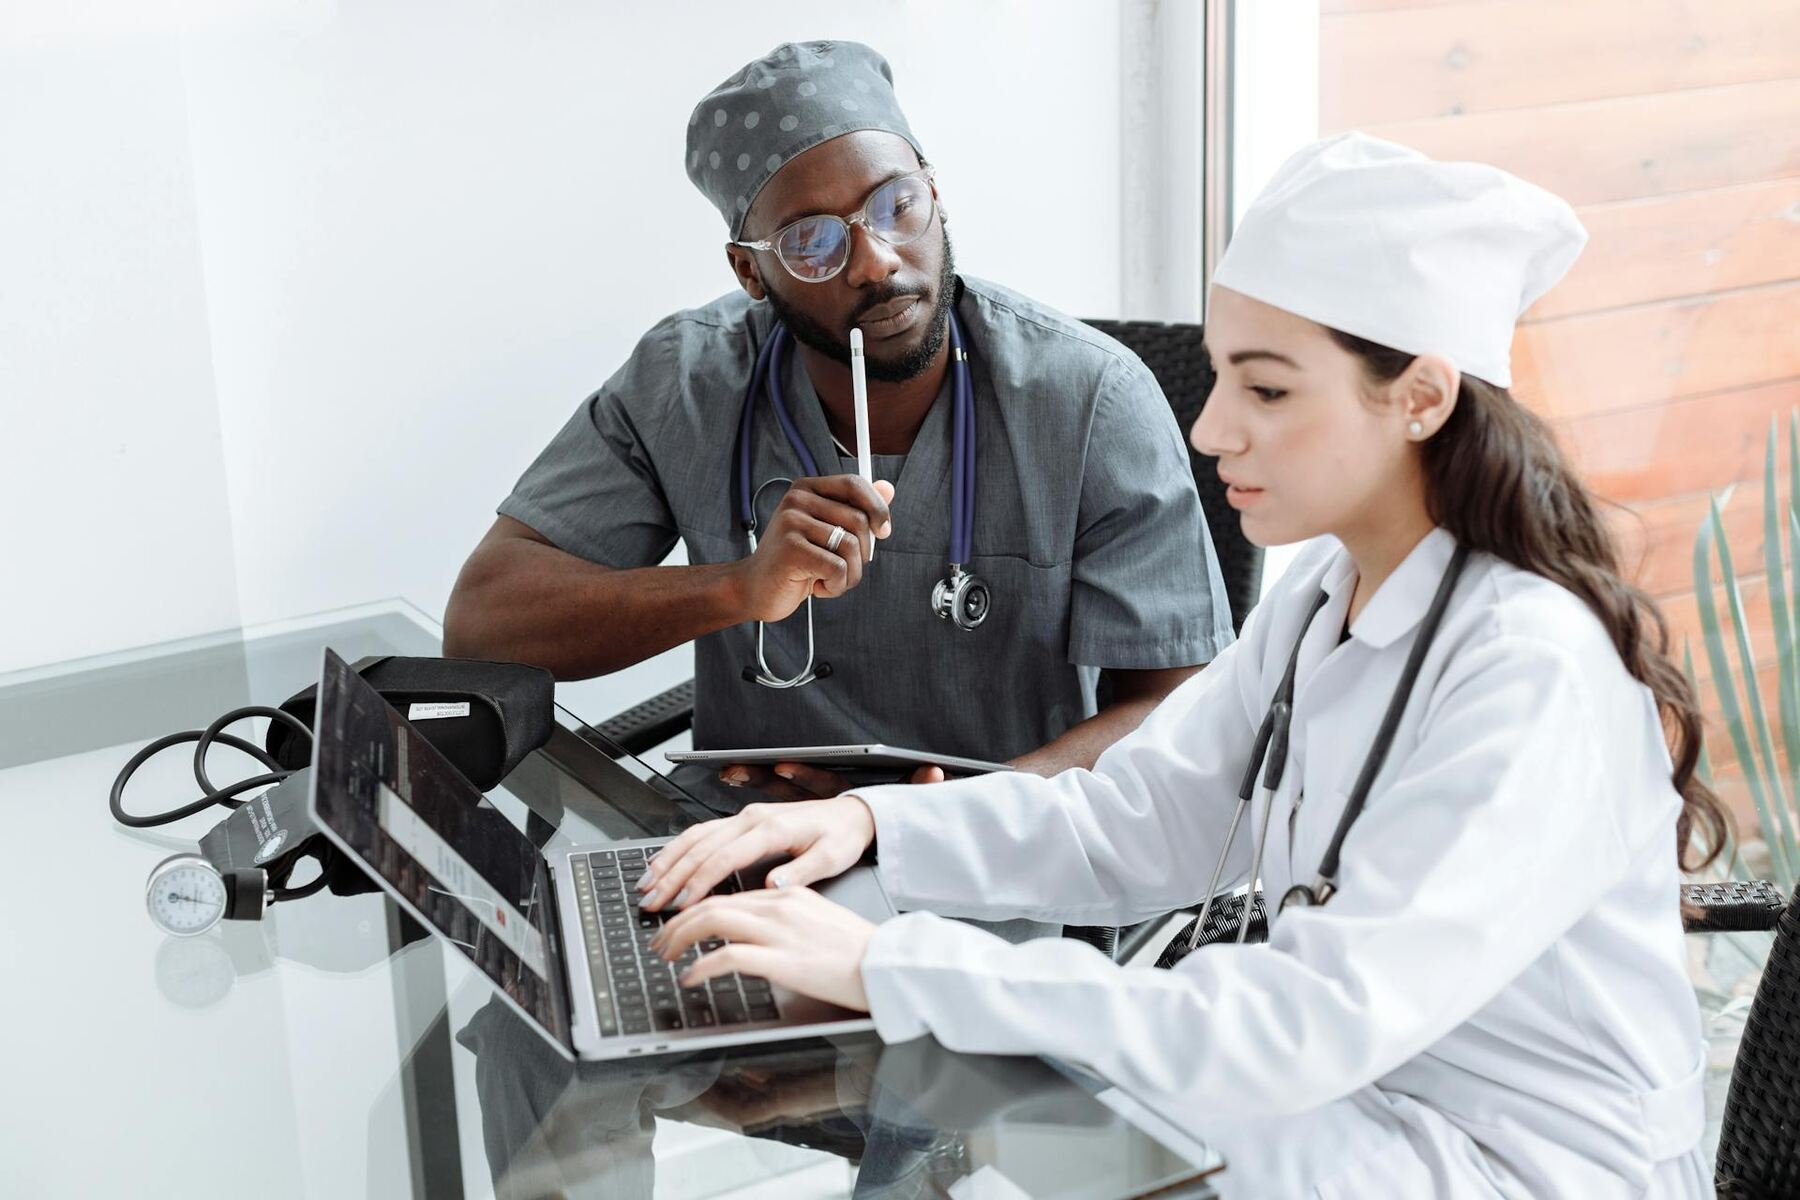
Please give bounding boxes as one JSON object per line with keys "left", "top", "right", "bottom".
{"left": 1305, "top": 544, "right": 1471, "bottom": 894}
{"left": 1185, "top": 545, "right": 1471, "bottom": 951}
{"left": 948, "top": 316, "right": 974, "bottom": 567}
{"left": 736, "top": 315, "right": 973, "bottom": 546}
{"left": 733, "top": 312, "right": 981, "bottom": 686}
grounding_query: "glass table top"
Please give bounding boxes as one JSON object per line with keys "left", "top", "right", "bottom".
{"left": 0, "top": 601, "right": 1220, "bottom": 1198}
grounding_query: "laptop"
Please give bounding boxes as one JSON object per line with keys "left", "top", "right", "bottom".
{"left": 306, "top": 647, "right": 898, "bottom": 1062}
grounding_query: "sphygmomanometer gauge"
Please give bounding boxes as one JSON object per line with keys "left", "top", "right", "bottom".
{"left": 144, "top": 853, "right": 233, "bottom": 937}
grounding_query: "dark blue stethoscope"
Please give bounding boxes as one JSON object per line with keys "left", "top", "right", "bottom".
{"left": 732, "top": 312, "right": 990, "bottom": 689}
{"left": 1183, "top": 543, "right": 1470, "bottom": 953}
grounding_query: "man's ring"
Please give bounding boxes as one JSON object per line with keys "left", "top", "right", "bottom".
{"left": 825, "top": 525, "right": 847, "bottom": 553}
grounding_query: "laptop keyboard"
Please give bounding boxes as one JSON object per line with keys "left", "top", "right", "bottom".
{"left": 571, "top": 847, "right": 780, "bottom": 1038}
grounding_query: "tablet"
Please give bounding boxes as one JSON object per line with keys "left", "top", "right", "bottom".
{"left": 664, "top": 744, "right": 1012, "bottom": 776}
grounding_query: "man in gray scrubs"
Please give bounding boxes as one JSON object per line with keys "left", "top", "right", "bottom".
{"left": 446, "top": 40, "right": 1234, "bottom": 814}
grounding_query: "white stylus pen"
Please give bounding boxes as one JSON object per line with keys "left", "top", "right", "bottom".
{"left": 850, "top": 326, "right": 874, "bottom": 561}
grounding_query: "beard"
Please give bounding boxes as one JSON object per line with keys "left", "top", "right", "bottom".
{"left": 764, "top": 227, "right": 958, "bottom": 383}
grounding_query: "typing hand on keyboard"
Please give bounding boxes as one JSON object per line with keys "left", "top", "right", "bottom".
{"left": 648, "top": 883, "right": 876, "bottom": 1014}
{"left": 575, "top": 847, "right": 781, "bottom": 1037}
{"left": 637, "top": 796, "right": 876, "bottom": 913}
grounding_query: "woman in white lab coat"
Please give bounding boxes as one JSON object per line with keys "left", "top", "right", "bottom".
{"left": 639, "top": 134, "right": 1730, "bottom": 1198}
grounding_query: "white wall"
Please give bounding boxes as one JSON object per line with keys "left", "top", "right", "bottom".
{"left": 0, "top": 25, "right": 242, "bottom": 671}
{"left": 2, "top": 1, "right": 1124, "bottom": 677}
{"left": 1231, "top": 0, "right": 1320, "bottom": 596}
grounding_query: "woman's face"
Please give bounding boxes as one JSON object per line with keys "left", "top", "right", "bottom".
{"left": 1190, "top": 286, "right": 1421, "bottom": 548}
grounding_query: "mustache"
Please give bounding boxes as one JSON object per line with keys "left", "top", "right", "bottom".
{"left": 848, "top": 284, "right": 931, "bottom": 328}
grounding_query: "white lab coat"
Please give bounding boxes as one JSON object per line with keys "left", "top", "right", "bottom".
{"left": 853, "top": 529, "right": 1712, "bottom": 1198}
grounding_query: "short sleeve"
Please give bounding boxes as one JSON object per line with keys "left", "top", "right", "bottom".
{"left": 1066, "top": 361, "right": 1236, "bottom": 669}
{"left": 498, "top": 329, "right": 682, "bottom": 569}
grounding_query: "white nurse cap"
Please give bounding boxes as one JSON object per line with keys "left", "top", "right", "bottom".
{"left": 1212, "top": 132, "right": 1587, "bottom": 388}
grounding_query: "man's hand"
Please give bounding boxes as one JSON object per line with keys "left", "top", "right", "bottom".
{"left": 719, "top": 761, "right": 945, "bottom": 801}
{"left": 731, "top": 476, "right": 895, "bottom": 623}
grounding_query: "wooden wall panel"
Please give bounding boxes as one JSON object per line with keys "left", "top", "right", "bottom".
{"left": 1528, "top": 178, "right": 1800, "bottom": 320}
{"left": 1321, "top": 0, "right": 1800, "bottom": 789}
{"left": 1365, "top": 79, "right": 1800, "bottom": 207}
{"left": 1322, "top": 0, "right": 1800, "bottom": 127}
{"left": 1559, "top": 380, "right": 1800, "bottom": 503}
{"left": 1510, "top": 283, "right": 1800, "bottom": 421}
{"left": 1609, "top": 490, "right": 1767, "bottom": 597}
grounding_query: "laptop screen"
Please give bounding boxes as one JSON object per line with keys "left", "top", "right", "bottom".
{"left": 309, "top": 648, "right": 572, "bottom": 1052}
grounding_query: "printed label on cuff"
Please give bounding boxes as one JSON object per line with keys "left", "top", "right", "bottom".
{"left": 408, "top": 701, "right": 471, "bottom": 720}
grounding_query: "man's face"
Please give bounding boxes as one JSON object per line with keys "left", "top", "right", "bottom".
{"left": 730, "top": 131, "right": 954, "bottom": 383}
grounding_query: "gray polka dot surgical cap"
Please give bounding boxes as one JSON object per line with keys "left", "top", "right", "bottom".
{"left": 685, "top": 40, "right": 927, "bottom": 239}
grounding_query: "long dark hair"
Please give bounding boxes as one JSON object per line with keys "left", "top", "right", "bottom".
{"left": 1329, "top": 329, "right": 1729, "bottom": 876}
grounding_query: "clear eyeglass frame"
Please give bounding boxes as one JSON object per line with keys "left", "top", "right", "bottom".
{"left": 732, "top": 167, "right": 938, "bottom": 284}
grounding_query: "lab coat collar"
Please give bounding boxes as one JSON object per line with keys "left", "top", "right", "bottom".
{"left": 1332, "top": 527, "right": 1462, "bottom": 650}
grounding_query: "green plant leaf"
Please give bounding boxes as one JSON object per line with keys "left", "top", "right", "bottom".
{"left": 1722, "top": 931, "right": 1773, "bottom": 973}
{"left": 1787, "top": 505, "right": 1800, "bottom": 868}
{"left": 1712, "top": 497, "right": 1800, "bottom": 865}
{"left": 1695, "top": 500, "right": 1795, "bottom": 886}
{"left": 1763, "top": 421, "right": 1800, "bottom": 792}
{"left": 1788, "top": 411, "right": 1800, "bottom": 640}
{"left": 1684, "top": 643, "right": 1746, "bottom": 880}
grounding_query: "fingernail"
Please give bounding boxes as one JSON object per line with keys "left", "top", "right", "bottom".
{"left": 773, "top": 766, "right": 794, "bottom": 780}
{"left": 678, "top": 970, "right": 695, "bottom": 987}
{"left": 770, "top": 872, "right": 787, "bottom": 889}
{"left": 642, "top": 889, "right": 661, "bottom": 907}
{"left": 673, "top": 888, "right": 691, "bottom": 908}
{"left": 636, "top": 874, "right": 654, "bottom": 891}
{"left": 878, "top": 521, "right": 892, "bottom": 537}
{"left": 723, "top": 768, "right": 748, "bottom": 784}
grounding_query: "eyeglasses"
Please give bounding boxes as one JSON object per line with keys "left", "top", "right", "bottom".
{"left": 734, "top": 168, "right": 938, "bottom": 284}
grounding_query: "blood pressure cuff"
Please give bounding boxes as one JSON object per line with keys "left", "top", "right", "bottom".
{"left": 199, "top": 768, "right": 376, "bottom": 898}
{"left": 265, "top": 655, "right": 556, "bottom": 793}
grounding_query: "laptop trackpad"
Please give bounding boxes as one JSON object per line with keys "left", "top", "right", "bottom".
{"left": 733, "top": 856, "right": 897, "bottom": 923}
{"left": 814, "top": 865, "right": 898, "bottom": 922}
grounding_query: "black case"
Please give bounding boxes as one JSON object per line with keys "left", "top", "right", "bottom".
{"left": 266, "top": 655, "right": 555, "bottom": 791}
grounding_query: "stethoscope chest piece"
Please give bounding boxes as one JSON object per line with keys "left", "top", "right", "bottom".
{"left": 931, "top": 565, "right": 990, "bottom": 631}
{"left": 1279, "top": 879, "right": 1334, "bottom": 912}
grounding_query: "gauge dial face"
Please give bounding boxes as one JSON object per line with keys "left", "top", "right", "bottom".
{"left": 147, "top": 859, "right": 227, "bottom": 936}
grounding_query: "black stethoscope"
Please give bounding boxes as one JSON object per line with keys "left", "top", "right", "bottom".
{"left": 1186, "top": 543, "right": 1471, "bottom": 952}
{"left": 732, "top": 314, "right": 990, "bottom": 689}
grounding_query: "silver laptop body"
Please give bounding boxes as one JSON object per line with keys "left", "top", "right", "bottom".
{"left": 306, "top": 647, "right": 896, "bottom": 1063}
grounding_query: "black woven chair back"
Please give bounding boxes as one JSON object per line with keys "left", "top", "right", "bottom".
{"left": 1717, "top": 885, "right": 1800, "bottom": 1196}
{"left": 1083, "top": 318, "right": 1262, "bottom": 631}
{"left": 1155, "top": 891, "right": 1269, "bottom": 969}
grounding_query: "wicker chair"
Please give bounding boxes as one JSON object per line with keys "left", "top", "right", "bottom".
{"left": 1159, "top": 879, "right": 1796, "bottom": 1195}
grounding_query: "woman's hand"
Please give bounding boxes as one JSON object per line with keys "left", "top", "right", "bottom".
{"left": 651, "top": 886, "right": 876, "bottom": 1012}
{"left": 718, "top": 761, "right": 945, "bottom": 802}
{"left": 637, "top": 795, "right": 877, "bottom": 912}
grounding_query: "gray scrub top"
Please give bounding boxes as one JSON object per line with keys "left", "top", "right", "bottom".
{"left": 501, "top": 276, "right": 1235, "bottom": 779}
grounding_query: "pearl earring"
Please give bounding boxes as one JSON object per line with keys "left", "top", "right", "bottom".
{"left": 1408, "top": 420, "right": 1424, "bottom": 437}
